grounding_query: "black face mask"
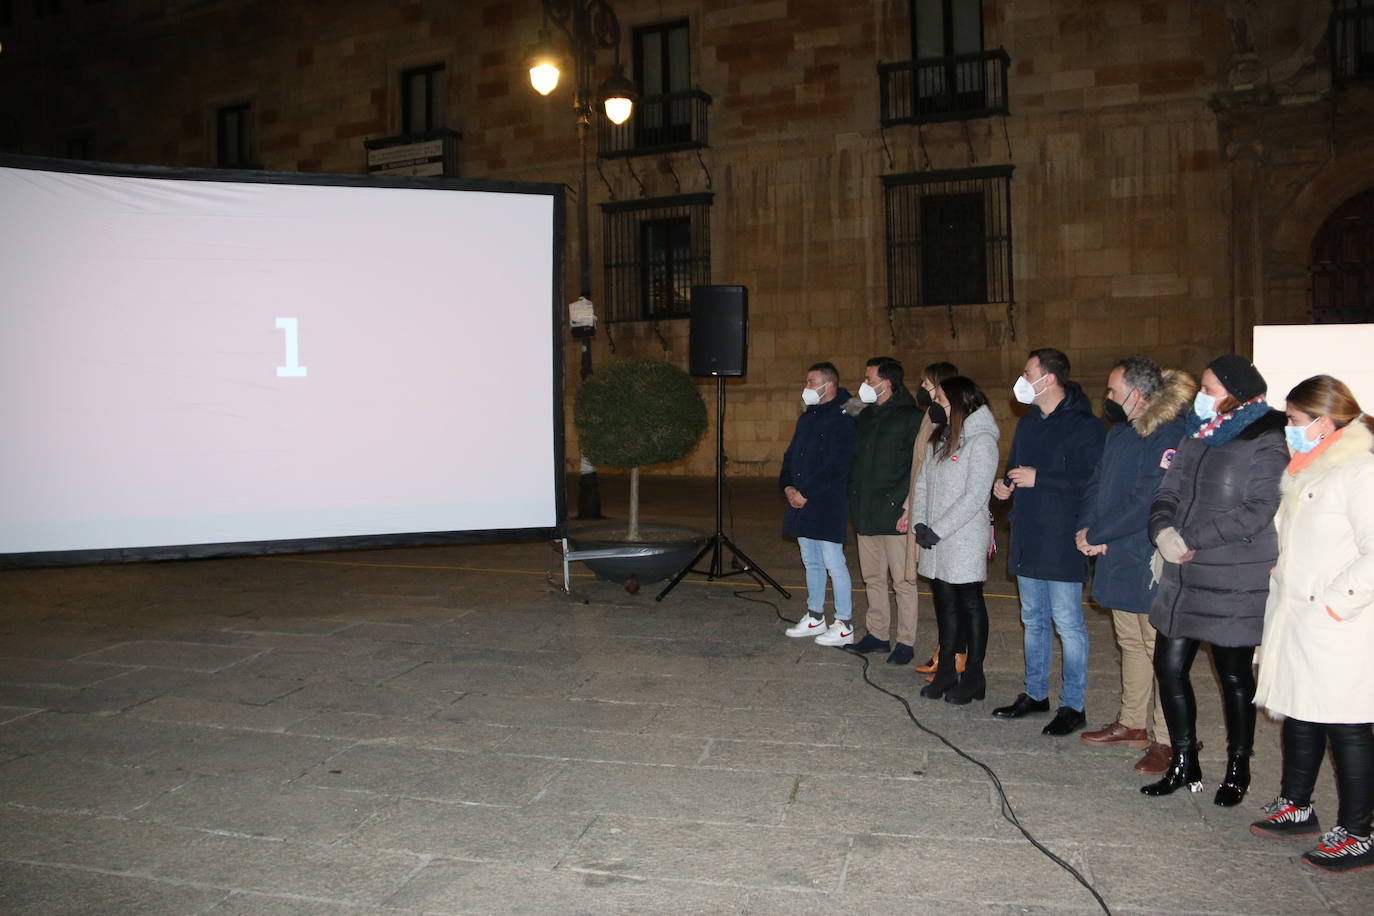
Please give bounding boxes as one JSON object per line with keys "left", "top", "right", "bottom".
{"left": 916, "top": 386, "right": 933, "bottom": 409}
{"left": 927, "top": 402, "right": 948, "bottom": 426}
{"left": 1102, "top": 394, "right": 1129, "bottom": 424}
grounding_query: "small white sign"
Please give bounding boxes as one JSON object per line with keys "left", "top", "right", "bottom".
{"left": 569, "top": 296, "right": 596, "bottom": 329}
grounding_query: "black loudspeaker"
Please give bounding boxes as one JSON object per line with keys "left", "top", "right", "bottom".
{"left": 689, "top": 285, "right": 748, "bottom": 378}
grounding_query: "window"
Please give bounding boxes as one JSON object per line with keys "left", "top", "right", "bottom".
{"left": 601, "top": 193, "right": 712, "bottom": 322}
{"left": 1333, "top": 0, "right": 1374, "bottom": 86}
{"left": 879, "top": 1, "right": 1007, "bottom": 125}
{"left": 65, "top": 136, "right": 92, "bottom": 160}
{"left": 401, "top": 64, "right": 446, "bottom": 134}
{"left": 634, "top": 20, "right": 691, "bottom": 149}
{"left": 883, "top": 166, "right": 1012, "bottom": 309}
{"left": 1310, "top": 187, "right": 1374, "bottom": 323}
{"left": 215, "top": 103, "right": 256, "bottom": 169}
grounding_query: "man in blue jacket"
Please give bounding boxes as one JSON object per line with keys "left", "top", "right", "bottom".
{"left": 780, "top": 362, "right": 858, "bottom": 647}
{"left": 991, "top": 348, "right": 1106, "bottom": 736}
{"left": 1076, "top": 358, "right": 1196, "bottom": 774}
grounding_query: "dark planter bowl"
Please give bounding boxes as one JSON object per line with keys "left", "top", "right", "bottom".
{"left": 567, "top": 523, "right": 704, "bottom": 585}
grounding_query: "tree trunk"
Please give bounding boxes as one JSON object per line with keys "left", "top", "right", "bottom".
{"left": 627, "top": 466, "right": 640, "bottom": 541}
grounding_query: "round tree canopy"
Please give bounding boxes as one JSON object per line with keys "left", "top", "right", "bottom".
{"left": 575, "top": 357, "right": 708, "bottom": 470}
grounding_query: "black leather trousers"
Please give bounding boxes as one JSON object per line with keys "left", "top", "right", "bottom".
{"left": 1153, "top": 633, "right": 1256, "bottom": 755}
{"left": 1281, "top": 717, "right": 1374, "bottom": 837}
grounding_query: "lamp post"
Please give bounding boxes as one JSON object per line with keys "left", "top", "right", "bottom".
{"left": 529, "top": 0, "right": 635, "bottom": 522}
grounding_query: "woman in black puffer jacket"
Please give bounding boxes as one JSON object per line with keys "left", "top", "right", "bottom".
{"left": 1142, "top": 355, "right": 1288, "bottom": 807}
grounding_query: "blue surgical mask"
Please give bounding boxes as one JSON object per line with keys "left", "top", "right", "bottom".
{"left": 1193, "top": 392, "right": 1217, "bottom": 421}
{"left": 1285, "top": 420, "right": 1321, "bottom": 454}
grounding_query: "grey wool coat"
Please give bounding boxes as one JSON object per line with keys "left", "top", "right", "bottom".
{"left": 912, "top": 405, "right": 1001, "bottom": 584}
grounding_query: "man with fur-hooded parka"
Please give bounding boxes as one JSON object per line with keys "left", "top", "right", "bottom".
{"left": 1078, "top": 368, "right": 1197, "bottom": 614}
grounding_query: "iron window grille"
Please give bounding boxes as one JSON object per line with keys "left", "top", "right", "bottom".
{"left": 599, "top": 20, "right": 711, "bottom": 158}
{"left": 883, "top": 166, "right": 1013, "bottom": 309}
{"left": 600, "top": 193, "right": 712, "bottom": 322}
{"left": 215, "top": 103, "right": 258, "bottom": 169}
{"left": 1332, "top": 0, "right": 1374, "bottom": 87}
{"left": 401, "top": 64, "right": 446, "bottom": 135}
{"left": 1310, "top": 187, "right": 1374, "bottom": 323}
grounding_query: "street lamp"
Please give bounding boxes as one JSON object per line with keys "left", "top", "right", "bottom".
{"left": 528, "top": 0, "right": 636, "bottom": 521}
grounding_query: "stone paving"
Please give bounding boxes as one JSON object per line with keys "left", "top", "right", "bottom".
{"left": 1, "top": 476, "right": 1369, "bottom": 914}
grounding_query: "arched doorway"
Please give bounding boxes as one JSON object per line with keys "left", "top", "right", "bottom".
{"left": 1310, "top": 187, "right": 1374, "bottom": 323}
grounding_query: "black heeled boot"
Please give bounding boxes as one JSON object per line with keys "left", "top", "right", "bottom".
{"left": 1141, "top": 742, "right": 1204, "bottom": 796}
{"left": 945, "top": 582, "right": 987, "bottom": 705}
{"left": 1214, "top": 749, "right": 1251, "bottom": 807}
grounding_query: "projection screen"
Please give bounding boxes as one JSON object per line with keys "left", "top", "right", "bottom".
{"left": 0, "top": 156, "right": 566, "bottom": 566}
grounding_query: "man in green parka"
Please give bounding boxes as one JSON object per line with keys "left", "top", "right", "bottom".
{"left": 846, "top": 357, "right": 925, "bottom": 665}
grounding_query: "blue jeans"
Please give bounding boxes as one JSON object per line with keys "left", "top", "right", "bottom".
{"left": 798, "top": 537, "right": 852, "bottom": 620}
{"left": 1016, "top": 576, "right": 1088, "bottom": 711}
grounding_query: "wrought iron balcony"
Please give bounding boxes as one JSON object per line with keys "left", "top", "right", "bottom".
{"left": 597, "top": 89, "right": 712, "bottom": 159}
{"left": 1332, "top": 1, "right": 1374, "bottom": 88}
{"left": 878, "top": 49, "right": 1011, "bottom": 127}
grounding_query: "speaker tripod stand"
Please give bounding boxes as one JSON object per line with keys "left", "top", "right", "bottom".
{"left": 656, "top": 376, "right": 790, "bottom": 602}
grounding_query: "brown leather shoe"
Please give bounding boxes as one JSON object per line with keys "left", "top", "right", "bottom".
{"left": 1079, "top": 721, "right": 1149, "bottom": 747}
{"left": 914, "top": 647, "right": 940, "bottom": 673}
{"left": 923, "top": 652, "right": 967, "bottom": 682}
{"left": 1134, "top": 742, "right": 1172, "bottom": 775}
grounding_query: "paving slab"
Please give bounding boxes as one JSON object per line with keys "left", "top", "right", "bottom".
{"left": 138, "top": 729, "right": 351, "bottom": 782}
{"left": 0, "top": 807, "right": 206, "bottom": 872}
{"left": 75, "top": 640, "right": 264, "bottom": 672}
{"left": 0, "top": 861, "right": 228, "bottom": 915}
{"left": 0, "top": 754, "right": 188, "bottom": 815}
{"left": 298, "top": 742, "right": 563, "bottom": 805}
{"left": 348, "top": 797, "right": 595, "bottom": 866}
{"left": 285, "top": 710, "right": 515, "bottom": 750}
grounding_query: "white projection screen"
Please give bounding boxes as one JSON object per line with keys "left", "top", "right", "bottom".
{"left": 1253, "top": 324, "right": 1374, "bottom": 415}
{"left": 0, "top": 156, "right": 566, "bottom": 566}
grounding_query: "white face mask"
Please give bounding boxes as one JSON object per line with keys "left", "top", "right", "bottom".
{"left": 858, "top": 381, "right": 880, "bottom": 404}
{"left": 1013, "top": 374, "right": 1044, "bottom": 405}
{"left": 802, "top": 384, "right": 824, "bottom": 406}
{"left": 1193, "top": 391, "right": 1217, "bottom": 421}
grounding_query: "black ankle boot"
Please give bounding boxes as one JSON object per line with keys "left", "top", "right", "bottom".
{"left": 1141, "top": 742, "right": 1203, "bottom": 796}
{"left": 944, "top": 666, "right": 986, "bottom": 705}
{"left": 920, "top": 661, "right": 958, "bottom": 699}
{"left": 1214, "top": 750, "right": 1251, "bottom": 807}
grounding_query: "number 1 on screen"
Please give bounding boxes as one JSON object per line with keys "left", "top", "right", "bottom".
{"left": 275, "top": 317, "right": 307, "bottom": 377}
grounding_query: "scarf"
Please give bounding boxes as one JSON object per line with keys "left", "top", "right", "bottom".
{"left": 1187, "top": 395, "right": 1269, "bottom": 447}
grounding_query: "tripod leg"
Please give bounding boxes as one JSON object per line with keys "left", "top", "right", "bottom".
{"left": 720, "top": 535, "right": 791, "bottom": 599}
{"left": 655, "top": 537, "right": 716, "bottom": 602}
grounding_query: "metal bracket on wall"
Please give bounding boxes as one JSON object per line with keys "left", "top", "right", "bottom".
{"left": 879, "top": 124, "right": 895, "bottom": 171}
{"left": 624, "top": 157, "right": 646, "bottom": 197}
{"left": 1007, "top": 300, "right": 1018, "bottom": 342}
{"left": 605, "top": 324, "right": 617, "bottom": 354}
{"left": 917, "top": 125, "right": 932, "bottom": 171}
{"left": 662, "top": 154, "right": 681, "bottom": 193}
{"left": 1001, "top": 114, "right": 1013, "bottom": 160}
{"left": 961, "top": 119, "right": 976, "bottom": 166}
{"left": 947, "top": 303, "right": 958, "bottom": 340}
{"left": 886, "top": 306, "right": 898, "bottom": 346}
{"left": 651, "top": 320, "right": 670, "bottom": 352}
{"left": 595, "top": 157, "right": 616, "bottom": 200}
{"left": 694, "top": 147, "right": 713, "bottom": 190}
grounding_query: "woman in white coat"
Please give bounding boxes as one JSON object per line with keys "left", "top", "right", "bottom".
{"left": 1252, "top": 375, "right": 1374, "bottom": 874}
{"left": 899, "top": 376, "right": 1000, "bottom": 704}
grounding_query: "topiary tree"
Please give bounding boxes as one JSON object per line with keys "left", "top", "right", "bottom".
{"left": 575, "top": 356, "right": 708, "bottom": 540}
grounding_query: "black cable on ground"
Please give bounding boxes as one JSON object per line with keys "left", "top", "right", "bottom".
{"left": 732, "top": 582, "right": 1113, "bottom": 916}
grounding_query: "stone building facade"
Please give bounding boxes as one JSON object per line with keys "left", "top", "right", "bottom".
{"left": 1, "top": 0, "right": 1371, "bottom": 478}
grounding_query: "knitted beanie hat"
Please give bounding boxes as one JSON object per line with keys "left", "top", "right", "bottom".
{"left": 1206, "top": 354, "right": 1266, "bottom": 402}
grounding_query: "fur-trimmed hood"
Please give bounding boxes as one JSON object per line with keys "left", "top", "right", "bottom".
{"left": 1132, "top": 368, "right": 1196, "bottom": 438}
{"left": 1280, "top": 419, "right": 1374, "bottom": 499}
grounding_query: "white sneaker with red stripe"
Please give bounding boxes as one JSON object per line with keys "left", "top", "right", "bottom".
{"left": 814, "top": 618, "right": 855, "bottom": 647}
{"left": 1250, "top": 796, "right": 1321, "bottom": 838}
{"left": 785, "top": 615, "right": 827, "bottom": 638}
{"left": 1302, "top": 826, "right": 1374, "bottom": 874}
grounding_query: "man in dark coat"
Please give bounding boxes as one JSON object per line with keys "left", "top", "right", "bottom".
{"left": 1075, "top": 357, "right": 1195, "bottom": 775}
{"left": 991, "top": 347, "right": 1106, "bottom": 736}
{"left": 780, "top": 361, "right": 858, "bottom": 646}
{"left": 846, "top": 357, "right": 925, "bottom": 665}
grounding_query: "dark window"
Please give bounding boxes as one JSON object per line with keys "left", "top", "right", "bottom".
{"left": 601, "top": 193, "right": 712, "bottom": 322}
{"left": 883, "top": 166, "right": 1012, "bottom": 309}
{"left": 34, "top": 0, "right": 62, "bottom": 18}
{"left": 911, "top": 0, "right": 984, "bottom": 108}
{"left": 1310, "top": 187, "right": 1374, "bottom": 323}
{"left": 65, "top": 136, "right": 92, "bottom": 160}
{"left": 633, "top": 20, "right": 691, "bottom": 149}
{"left": 401, "top": 64, "right": 446, "bottom": 134}
{"left": 215, "top": 103, "right": 255, "bottom": 169}
{"left": 1333, "top": 0, "right": 1374, "bottom": 86}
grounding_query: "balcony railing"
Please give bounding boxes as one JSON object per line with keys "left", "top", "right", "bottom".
{"left": 1332, "top": 2, "right": 1374, "bottom": 88}
{"left": 878, "top": 48, "right": 1011, "bottom": 127}
{"left": 598, "top": 89, "right": 712, "bottom": 159}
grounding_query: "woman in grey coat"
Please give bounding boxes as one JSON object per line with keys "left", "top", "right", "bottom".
{"left": 899, "top": 376, "right": 1000, "bottom": 704}
{"left": 1142, "top": 355, "right": 1288, "bottom": 805}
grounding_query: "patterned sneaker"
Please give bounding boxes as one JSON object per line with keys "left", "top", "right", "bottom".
{"left": 1249, "top": 797, "right": 1321, "bottom": 838}
{"left": 814, "top": 618, "right": 855, "bottom": 647}
{"left": 785, "top": 615, "right": 827, "bottom": 638}
{"left": 1301, "top": 827, "right": 1374, "bottom": 874}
